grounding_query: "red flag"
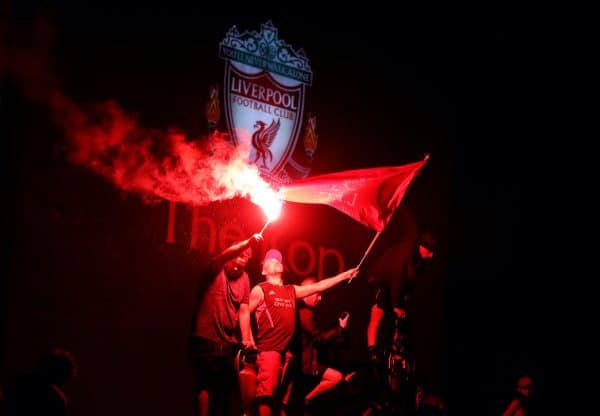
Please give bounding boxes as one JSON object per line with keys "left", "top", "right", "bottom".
{"left": 280, "top": 156, "right": 428, "bottom": 231}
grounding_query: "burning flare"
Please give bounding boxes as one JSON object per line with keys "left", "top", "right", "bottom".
{"left": 237, "top": 171, "right": 283, "bottom": 222}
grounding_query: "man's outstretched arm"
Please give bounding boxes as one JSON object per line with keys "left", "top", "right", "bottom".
{"left": 294, "top": 268, "right": 358, "bottom": 299}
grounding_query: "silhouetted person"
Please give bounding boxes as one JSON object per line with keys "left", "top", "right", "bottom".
{"left": 1, "top": 348, "right": 77, "bottom": 416}
{"left": 365, "top": 232, "right": 436, "bottom": 416}
{"left": 282, "top": 277, "right": 352, "bottom": 415}
{"left": 501, "top": 374, "right": 534, "bottom": 416}
{"left": 189, "top": 233, "right": 262, "bottom": 416}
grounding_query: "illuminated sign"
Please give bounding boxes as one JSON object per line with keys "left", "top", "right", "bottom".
{"left": 220, "top": 21, "right": 314, "bottom": 184}
{"left": 165, "top": 201, "right": 350, "bottom": 281}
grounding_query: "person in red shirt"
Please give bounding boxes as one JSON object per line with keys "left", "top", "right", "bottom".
{"left": 240, "top": 249, "right": 357, "bottom": 416}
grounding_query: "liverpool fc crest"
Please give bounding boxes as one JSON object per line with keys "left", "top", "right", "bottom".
{"left": 220, "top": 21, "right": 313, "bottom": 184}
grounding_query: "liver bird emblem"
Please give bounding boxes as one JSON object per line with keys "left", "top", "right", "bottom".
{"left": 252, "top": 118, "right": 281, "bottom": 168}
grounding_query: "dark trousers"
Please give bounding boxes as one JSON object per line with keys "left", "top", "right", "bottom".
{"left": 189, "top": 336, "right": 242, "bottom": 415}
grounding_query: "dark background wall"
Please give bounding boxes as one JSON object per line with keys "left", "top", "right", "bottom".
{"left": 1, "top": 2, "right": 558, "bottom": 415}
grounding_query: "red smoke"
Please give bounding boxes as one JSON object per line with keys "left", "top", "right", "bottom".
{"left": 3, "top": 11, "right": 280, "bottom": 208}
{"left": 50, "top": 93, "right": 275, "bottom": 205}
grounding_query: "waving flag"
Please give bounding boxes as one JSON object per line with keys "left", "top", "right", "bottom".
{"left": 280, "top": 156, "right": 428, "bottom": 231}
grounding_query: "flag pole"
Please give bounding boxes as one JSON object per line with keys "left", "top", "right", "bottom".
{"left": 357, "top": 231, "right": 383, "bottom": 270}
{"left": 348, "top": 231, "right": 383, "bottom": 284}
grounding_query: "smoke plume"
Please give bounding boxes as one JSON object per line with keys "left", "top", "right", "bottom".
{"left": 2, "top": 11, "right": 276, "bottom": 206}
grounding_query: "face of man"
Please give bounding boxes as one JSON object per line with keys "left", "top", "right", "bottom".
{"left": 224, "top": 247, "right": 252, "bottom": 278}
{"left": 516, "top": 375, "right": 533, "bottom": 398}
{"left": 303, "top": 292, "right": 321, "bottom": 307}
{"left": 262, "top": 258, "right": 284, "bottom": 276}
{"left": 301, "top": 277, "right": 321, "bottom": 307}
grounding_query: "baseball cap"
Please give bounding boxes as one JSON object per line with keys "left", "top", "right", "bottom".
{"left": 263, "top": 249, "right": 283, "bottom": 263}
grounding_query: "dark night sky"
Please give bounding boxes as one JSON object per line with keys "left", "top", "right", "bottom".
{"left": 1, "top": 2, "right": 567, "bottom": 415}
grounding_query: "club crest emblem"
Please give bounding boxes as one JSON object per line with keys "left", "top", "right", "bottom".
{"left": 220, "top": 21, "right": 314, "bottom": 184}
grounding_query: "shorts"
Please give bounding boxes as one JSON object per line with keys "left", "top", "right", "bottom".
{"left": 257, "top": 350, "right": 286, "bottom": 397}
{"left": 248, "top": 350, "right": 285, "bottom": 398}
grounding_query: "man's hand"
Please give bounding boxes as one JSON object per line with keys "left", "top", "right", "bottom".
{"left": 368, "top": 345, "right": 380, "bottom": 364}
{"left": 393, "top": 307, "right": 407, "bottom": 320}
{"left": 343, "top": 268, "right": 359, "bottom": 281}
{"left": 241, "top": 341, "right": 258, "bottom": 365}
{"left": 338, "top": 311, "right": 350, "bottom": 329}
{"left": 248, "top": 233, "right": 263, "bottom": 248}
{"left": 242, "top": 339, "right": 256, "bottom": 351}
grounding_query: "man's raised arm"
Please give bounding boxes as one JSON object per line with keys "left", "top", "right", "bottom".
{"left": 294, "top": 268, "right": 358, "bottom": 299}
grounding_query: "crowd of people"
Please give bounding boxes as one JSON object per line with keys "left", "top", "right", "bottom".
{"left": 0, "top": 227, "right": 536, "bottom": 416}
{"left": 184, "top": 227, "right": 443, "bottom": 416}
